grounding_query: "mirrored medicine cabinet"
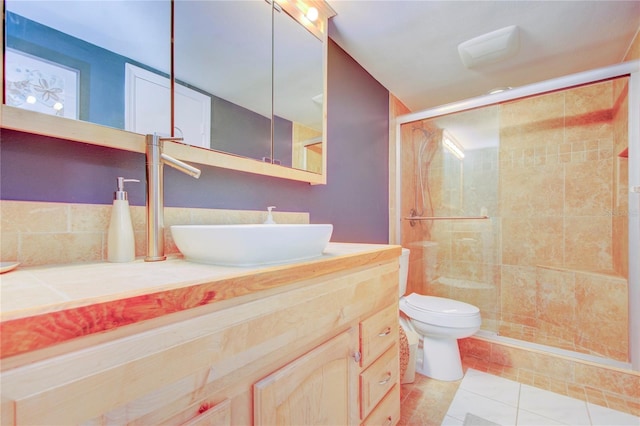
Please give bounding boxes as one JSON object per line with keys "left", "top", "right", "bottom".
{"left": 1, "top": 0, "right": 335, "bottom": 184}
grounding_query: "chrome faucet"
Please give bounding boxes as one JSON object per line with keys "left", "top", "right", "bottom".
{"left": 145, "top": 133, "right": 201, "bottom": 261}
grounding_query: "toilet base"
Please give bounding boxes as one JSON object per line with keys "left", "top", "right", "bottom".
{"left": 416, "top": 336, "right": 463, "bottom": 381}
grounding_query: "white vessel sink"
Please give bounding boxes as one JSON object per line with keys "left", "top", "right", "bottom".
{"left": 171, "top": 224, "right": 333, "bottom": 266}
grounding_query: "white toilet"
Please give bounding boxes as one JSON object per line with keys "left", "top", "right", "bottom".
{"left": 398, "top": 248, "right": 481, "bottom": 381}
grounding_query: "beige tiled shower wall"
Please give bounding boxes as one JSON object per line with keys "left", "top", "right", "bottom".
{"left": 399, "top": 122, "right": 438, "bottom": 298}
{"left": 0, "top": 200, "right": 309, "bottom": 266}
{"left": 612, "top": 77, "right": 629, "bottom": 278}
{"left": 498, "top": 78, "right": 630, "bottom": 362}
{"left": 535, "top": 266, "right": 628, "bottom": 361}
{"left": 500, "top": 80, "right": 618, "bottom": 271}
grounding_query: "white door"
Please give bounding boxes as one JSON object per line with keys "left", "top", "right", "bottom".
{"left": 124, "top": 63, "right": 211, "bottom": 148}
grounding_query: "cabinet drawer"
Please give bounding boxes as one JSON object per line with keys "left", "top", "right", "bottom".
{"left": 360, "top": 303, "right": 398, "bottom": 368}
{"left": 361, "top": 384, "right": 400, "bottom": 426}
{"left": 359, "top": 343, "right": 399, "bottom": 420}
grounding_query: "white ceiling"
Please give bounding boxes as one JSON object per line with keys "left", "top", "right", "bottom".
{"left": 328, "top": 0, "right": 640, "bottom": 113}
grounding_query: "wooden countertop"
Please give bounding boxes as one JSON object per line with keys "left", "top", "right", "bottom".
{"left": 0, "top": 243, "right": 401, "bottom": 359}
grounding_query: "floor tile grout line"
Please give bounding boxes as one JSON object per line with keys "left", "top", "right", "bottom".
{"left": 514, "top": 382, "right": 521, "bottom": 425}
{"left": 455, "top": 386, "right": 518, "bottom": 409}
{"left": 518, "top": 380, "right": 593, "bottom": 426}
{"left": 585, "top": 399, "right": 594, "bottom": 426}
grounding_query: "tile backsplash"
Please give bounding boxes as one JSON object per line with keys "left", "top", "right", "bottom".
{"left": 1, "top": 200, "right": 309, "bottom": 266}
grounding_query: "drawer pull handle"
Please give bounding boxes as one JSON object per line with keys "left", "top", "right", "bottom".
{"left": 353, "top": 351, "right": 362, "bottom": 363}
{"left": 378, "top": 327, "right": 392, "bottom": 337}
{"left": 378, "top": 372, "right": 392, "bottom": 385}
{"left": 385, "top": 416, "right": 393, "bottom": 425}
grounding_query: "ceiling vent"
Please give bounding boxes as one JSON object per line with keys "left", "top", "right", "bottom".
{"left": 458, "top": 25, "right": 519, "bottom": 69}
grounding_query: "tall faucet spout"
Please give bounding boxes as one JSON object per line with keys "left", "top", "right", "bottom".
{"left": 145, "top": 134, "right": 201, "bottom": 262}
{"left": 160, "top": 153, "right": 201, "bottom": 178}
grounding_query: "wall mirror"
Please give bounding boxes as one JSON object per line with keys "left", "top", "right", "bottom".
{"left": 4, "top": 0, "right": 171, "bottom": 129}
{"left": 173, "top": 0, "right": 272, "bottom": 162}
{"left": 273, "top": 2, "right": 324, "bottom": 172}
{"left": 1, "top": 0, "right": 333, "bottom": 184}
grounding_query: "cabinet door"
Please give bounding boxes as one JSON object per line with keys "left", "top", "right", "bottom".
{"left": 254, "top": 329, "right": 358, "bottom": 426}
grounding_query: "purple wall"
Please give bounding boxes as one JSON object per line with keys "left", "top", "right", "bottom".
{"left": 0, "top": 40, "right": 390, "bottom": 244}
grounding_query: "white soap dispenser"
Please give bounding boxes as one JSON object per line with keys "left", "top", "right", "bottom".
{"left": 263, "top": 206, "right": 277, "bottom": 224}
{"left": 107, "top": 177, "right": 140, "bottom": 262}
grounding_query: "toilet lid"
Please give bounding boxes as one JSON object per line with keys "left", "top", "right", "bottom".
{"left": 404, "top": 293, "right": 480, "bottom": 317}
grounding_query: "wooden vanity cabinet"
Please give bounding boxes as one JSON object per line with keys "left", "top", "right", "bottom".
{"left": 0, "top": 256, "right": 400, "bottom": 425}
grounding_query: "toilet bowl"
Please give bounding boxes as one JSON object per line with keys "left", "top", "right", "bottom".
{"left": 398, "top": 248, "right": 481, "bottom": 381}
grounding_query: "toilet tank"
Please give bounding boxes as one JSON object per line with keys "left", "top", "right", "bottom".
{"left": 399, "top": 248, "right": 410, "bottom": 297}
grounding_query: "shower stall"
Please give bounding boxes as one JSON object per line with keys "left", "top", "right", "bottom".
{"left": 394, "top": 61, "right": 640, "bottom": 371}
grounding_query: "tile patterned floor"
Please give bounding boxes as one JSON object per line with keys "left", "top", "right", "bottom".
{"left": 399, "top": 361, "right": 640, "bottom": 426}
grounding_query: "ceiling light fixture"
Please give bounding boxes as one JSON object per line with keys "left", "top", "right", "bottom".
{"left": 458, "top": 25, "right": 519, "bottom": 69}
{"left": 306, "top": 7, "right": 319, "bottom": 22}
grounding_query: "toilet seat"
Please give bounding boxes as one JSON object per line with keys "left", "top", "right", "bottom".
{"left": 400, "top": 293, "right": 481, "bottom": 328}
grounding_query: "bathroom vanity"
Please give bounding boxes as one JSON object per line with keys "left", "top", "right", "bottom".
{"left": 0, "top": 243, "right": 401, "bottom": 425}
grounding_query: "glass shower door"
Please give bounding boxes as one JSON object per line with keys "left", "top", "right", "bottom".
{"left": 399, "top": 75, "right": 634, "bottom": 365}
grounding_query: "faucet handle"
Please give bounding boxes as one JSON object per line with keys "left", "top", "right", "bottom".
{"left": 159, "top": 136, "right": 184, "bottom": 142}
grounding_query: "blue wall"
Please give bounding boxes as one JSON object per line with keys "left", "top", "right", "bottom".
{"left": 0, "top": 39, "right": 390, "bottom": 244}
{"left": 6, "top": 11, "right": 132, "bottom": 128}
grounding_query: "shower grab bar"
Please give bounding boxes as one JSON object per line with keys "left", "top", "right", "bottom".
{"left": 403, "top": 215, "right": 489, "bottom": 221}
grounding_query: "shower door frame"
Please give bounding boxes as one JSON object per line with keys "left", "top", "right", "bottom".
{"left": 393, "top": 60, "right": 640, "bottom": 371}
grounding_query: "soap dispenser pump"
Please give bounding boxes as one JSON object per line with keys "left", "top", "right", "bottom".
{"left": 263, "top": 206, "right": 277, "bottom": 224}
{"left": 107, "top": 177, "right": 140, "bottom": 262}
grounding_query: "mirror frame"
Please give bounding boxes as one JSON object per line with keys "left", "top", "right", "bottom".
{"left": 0, "top": 0, "right": 335, "bottom": 185}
